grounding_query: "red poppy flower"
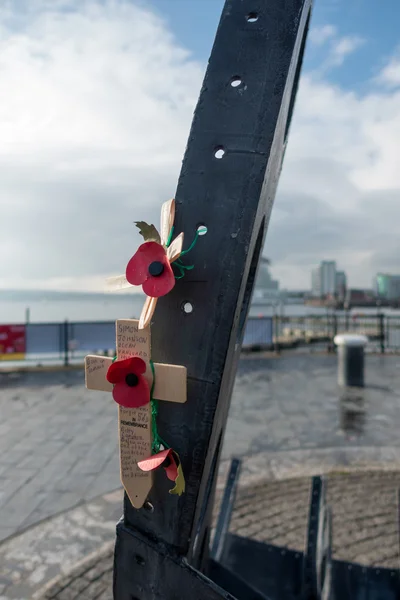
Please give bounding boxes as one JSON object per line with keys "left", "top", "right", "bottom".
{"left": 125, "top": 242, "right": 175, "bottom": 298}
{"left": 137, "top": 449, "right": 176, "bottom": 479}
{"left": 137, "top": 448, "right": 185, "bottom": 495}
{"left": 106, "top": 357, "right": 150, "bottom": 408}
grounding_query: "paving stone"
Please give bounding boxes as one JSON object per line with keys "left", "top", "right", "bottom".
{"left": 0, "top": 529, "right": 15, "bottom": 545}
{"left": 1, "top": 355, "right": 400, "bottom": 598}
{"left": 31, "top": 469, "right": 400, "bottom": 600}
{"left": 1, "top": 491, "right": 47, "bottom": 530}
{"left": 2, "top": 355, "right": 400, "bottom": 546}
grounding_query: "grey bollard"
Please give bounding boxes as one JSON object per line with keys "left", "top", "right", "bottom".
{"left": 334, "top": 334, "right": 368, "bottom": 387}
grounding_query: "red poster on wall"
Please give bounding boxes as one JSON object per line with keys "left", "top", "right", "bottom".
{"left": 0, "top": 325, "right": 26, "bottom": 360}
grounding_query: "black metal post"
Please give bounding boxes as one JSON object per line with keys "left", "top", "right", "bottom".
{"left": 63, "top": 320, "right": 69, "bottom": 367}
{"left": 303, "top": 476, "right": 332, "bottom": 600}
{"left": 345, "top": 310, "right": 350, "bottom": 331}
{"left": 211, "top": 458, "right": 241, "bottom": 562}
{"left": 326, "top": 310, "right": 331, "bottom": 342}
{"left": 113, "top": 0, "right": 313, "bottom": 598}
{"left": 337, "top": 342, "right": 365, "bottom": 387}
{"left": 273, "top": 315, "right": 281, "bottom": 354}
{"left": 379, "top": 313, "right": 385, "bottom": 354}
{"left": 328, "top": 312, "right": 338, "bottom": 353}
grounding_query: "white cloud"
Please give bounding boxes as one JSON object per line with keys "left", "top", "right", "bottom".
{"left": 0, "top": 0, "right": 400, "bottom": 294}
{"left": 266, "top": 62, "right": 400, "bottom": 289}
{"left": 0, "top": 0, "right": 203, "bottom": 291}
{"left": 308, "top": 24, "right": 336, "bottom": 46}
{"left": 377, "top": 53, "right": 400, "bottom": 88}
{"left": 308, "top": 26, "right": 365, "bottom": 72}
{"left": 325, "top": 35, "right": 365, "bottom": 67}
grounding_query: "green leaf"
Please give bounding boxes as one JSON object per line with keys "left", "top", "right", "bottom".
{"left": 169, "top": 463, "right": 185, "bottom": 496}
{"left": 134, "top": 221, "right": 161, "bottom": 244}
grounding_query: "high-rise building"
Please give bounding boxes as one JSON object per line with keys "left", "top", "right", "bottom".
{"left": 320, "top": 261, "right": 336, "bottom": 296}
{"left": 375, "top": 273, "right": 400, "bottom": 301}
{"left": 311, "top": 267, "right": 321, "bottom": 297}
{"left": 311, "top": 261, "right": 344, "bottom": 298}
{"left": 335, "top": 271, "right": 347, "bottom": 299}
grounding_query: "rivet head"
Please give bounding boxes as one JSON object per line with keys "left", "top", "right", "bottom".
{"left": 125, "top": 373, "right": 139, "bottom": 387}
{"left": 148, "top": 261, "right": 164, "bottom": 277}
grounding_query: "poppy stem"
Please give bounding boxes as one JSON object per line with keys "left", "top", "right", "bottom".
{"left": 179, "top": 227, "right": 206, "bottom": 257}
{"left": 165, "top": 226, "right": 174, "bottom": 248}
{"left": 171, "top": 226, "right": 206, "bottom": 280}
{"left": 150, "top": 360, "right": 164, "bottom": 454}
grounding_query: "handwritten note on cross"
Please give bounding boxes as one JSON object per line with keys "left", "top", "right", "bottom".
{"left": 84, "top": 319, "right": 186, "bottom": 508}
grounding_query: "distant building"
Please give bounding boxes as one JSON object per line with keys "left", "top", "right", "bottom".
{"left": 284, "top": 290, "right": 307, "bottom": 304}
{"left": 375, "top": 273, "right": 400, "bottom": 302}
{"left": 311, "top": 261, "right": 338, "bottom": 297}
{"left": 345, "top": 288, "right": 376, "bottom": 309}
{"left": 321, "top": 261, "right": 336, "bottom": 296}
{"left": 311, "top": 267, "right": 321, "bottom": 297}
{"left": 335, "top": 271, "right": 347, "bottom": 299}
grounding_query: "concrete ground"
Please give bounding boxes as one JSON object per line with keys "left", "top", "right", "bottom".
{"left": 1, "top": 351, "right": 400, "bottom": 598}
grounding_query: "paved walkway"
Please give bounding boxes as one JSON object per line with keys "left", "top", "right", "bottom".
{"left": 35, "top": 468, "right": 400, "bottom": 600}
{"left": 2, "top": 353, "right": 400, "bottom": 543}
{"left": 1, "top": 352, "right": 400, "bottom": 598}
{"left": 0, "top": 489, "right": 123, "bottom": 599}
{"left": 0, "top": 369, "right": 120, "bottom": 542}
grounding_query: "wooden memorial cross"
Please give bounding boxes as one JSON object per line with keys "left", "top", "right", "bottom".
{"left": 85, "top": 318, "right": 186, "bottom": 508}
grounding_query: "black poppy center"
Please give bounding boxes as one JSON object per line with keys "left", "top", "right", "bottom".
{"left": 125, "top": 373, "right": 139, "bottom": 387}
{"left": 148, "top": 261, "right": 164, "bottom": 277}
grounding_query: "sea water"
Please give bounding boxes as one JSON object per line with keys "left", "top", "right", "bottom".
{"left": 0, "top": 290, "right": 396, "bottom": 324}
{"left": 0, "top": 291, "right": 146, "bottom": 324}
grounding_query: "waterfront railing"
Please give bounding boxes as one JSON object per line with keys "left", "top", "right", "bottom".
{"left": 0, "top": 313, "right": 399, "bottom": 367}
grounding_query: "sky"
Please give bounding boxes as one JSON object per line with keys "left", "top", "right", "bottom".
{"left": 1, "top": 0, "right": 400, "bottom": 292}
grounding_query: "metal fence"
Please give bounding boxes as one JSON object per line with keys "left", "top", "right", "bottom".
{"left": 273, "top": 313, "right": 400, "bottom": 353}
{"left": 0, "top": 321, "right": 117, "bottom": 367}
{"left": 1, "top": 313, "right": 399, "bottom": 367}
{"left": 0, "top": 318, "right": 275, "bottom": 366}
{"left": 242, "top": 317, "right": 273, "bottom": 349}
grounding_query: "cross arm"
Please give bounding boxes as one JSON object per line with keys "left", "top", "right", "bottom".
{"left": 85, "top": 355, "right": 113, "bottom": 392}
{"left": 85, "top": 355, "right": 186, "bottom": 403}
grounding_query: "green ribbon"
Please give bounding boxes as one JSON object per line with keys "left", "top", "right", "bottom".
{"left": 149, "top": 360, "right": 169, "bottom": 454}
{"left": 166, "top": 225, "right": 207, "bottom": 280}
